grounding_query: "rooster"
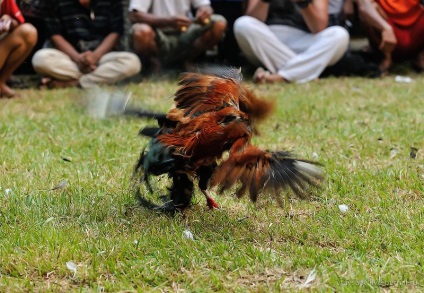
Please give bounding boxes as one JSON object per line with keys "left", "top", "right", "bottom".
{"left": 133, "top": 68, "right": 324, "bottom": 213}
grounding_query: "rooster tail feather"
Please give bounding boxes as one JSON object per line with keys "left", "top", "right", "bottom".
{"left": 139, "top": 127, "right": 161, "bottom": 138}
{"left": 269, "top": 153, "right": 324, "bottom": 199}
{"left": 211, "top": 147, "right": 324, "bottom": 205}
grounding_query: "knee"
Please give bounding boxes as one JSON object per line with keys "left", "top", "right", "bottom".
{"left": 131, "top": 23, "right": 156, "bottom": 51}
{"left": 332, "top": 26, "right": 350, "bottom": 46}
{"left": 116, "top": 52, "right": 142, "bottom": 76}
{"left": 326, "top": 26, "right": 350, "bottom": 49}
{"left": 17, "top": 23, "right": 38, "bottom": 47}
{"left": 211, "top": 16, "right": 227, "bottom": 38}
{"left": 126, "top": 53, "right": 142, "bottom": 76}
{"left": 233, "top": 16, "right": 256, "bottom": 38}
{"left": 32, "top": 49, "right": 50, "bottom": 71}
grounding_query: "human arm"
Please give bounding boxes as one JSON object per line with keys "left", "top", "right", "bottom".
{"left": 78, "top": 32, "right": 120, "bottom": 71}
{"left": 195, "top": 5, "right": 213, "bottom": 24}
{"left": 129, "top": 11, "right": 191, "bottom": 30}
{"left": 343, "top": 0, "right": 355, "bottom": 18}
{"left": 245, "top": 0, "right": 270, "bottom": 22}
{"left": 50, "top": 34, "right": 91, "bottom": 72}
{"left": 294, "top": 0, "right": 329, "bottom": 33}
{"left": 0, "top": 0, "right": 25, "bottom": 33}
{"left": 355, "top": 0, "right": 396, "bottom": 57}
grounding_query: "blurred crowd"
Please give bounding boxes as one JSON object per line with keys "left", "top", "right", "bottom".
{"left": 1, "top": 0, "right": 424, "bottom": 97}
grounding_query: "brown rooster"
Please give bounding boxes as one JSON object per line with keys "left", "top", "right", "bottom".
{"left": 134, "top": 68, "right": 323, "bottom": 213}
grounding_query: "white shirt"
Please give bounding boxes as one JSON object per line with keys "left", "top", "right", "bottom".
{"left": 129, "top": 0, "right": 211, "bottom": 17}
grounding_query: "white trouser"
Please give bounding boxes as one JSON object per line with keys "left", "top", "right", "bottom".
{"left": 32, "top": 48, "right": 141, "bottom": 88}
{"left": 234, "top": 16, "right": 349, "bottom": 83}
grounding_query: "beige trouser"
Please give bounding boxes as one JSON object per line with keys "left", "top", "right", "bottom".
{"left": 32, "top": 48, "right": 141, "bottom": 88}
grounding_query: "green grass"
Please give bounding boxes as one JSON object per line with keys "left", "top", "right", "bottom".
{"left": 0, "top": 75, "right": 423, "bottom": 292}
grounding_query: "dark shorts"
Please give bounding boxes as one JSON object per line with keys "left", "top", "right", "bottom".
{"left": 154, "top": 14, "right": 225, "bottom": 64}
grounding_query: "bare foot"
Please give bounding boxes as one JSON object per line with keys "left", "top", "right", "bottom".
{"left": 40, "top": 77, "right": 80, "bottom": 89}
{"left": 0, "top": 83, "right": 16, "bottom": 98}
{"left": 253, "top": 67, "right": 287, "bottom": 84}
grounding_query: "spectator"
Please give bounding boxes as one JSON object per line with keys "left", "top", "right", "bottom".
{"left": 234, "top": 0, "right": 349, "bottom": 83}
{"left": 0, "top": 0, "right": 37, "bottom": 97}
{"left": 128, "top": 0, "right": 227, "bottom": 72}
{"left": 353, "top": 0, "right": 424, "bottom": 72}
{"left": 319, "top": 0, "right": 382, "bottom": 78}
{"left": 14, "top": 0, "right": 48, "bottom": 74}
{"left": 32, "top": 0, "right": 141, "bottom": 89}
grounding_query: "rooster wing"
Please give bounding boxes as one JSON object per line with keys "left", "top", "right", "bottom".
{"left": 175, "top": 72, "right": 274, "bottom": 122}
{"left": 210, "top": 145, "right": 324, "bottom": 205}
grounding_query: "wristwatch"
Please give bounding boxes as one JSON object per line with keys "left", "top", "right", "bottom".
{"left": 294, "top": 0, "right": 312, "bottom": 9}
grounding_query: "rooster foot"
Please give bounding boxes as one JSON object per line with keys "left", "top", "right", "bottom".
{"left": 202, "top": 190, "right": 219, "bottom": 209}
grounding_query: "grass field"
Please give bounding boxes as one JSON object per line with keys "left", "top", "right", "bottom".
{"left": 0, "top": 74, "right": 423, "bottom": 292}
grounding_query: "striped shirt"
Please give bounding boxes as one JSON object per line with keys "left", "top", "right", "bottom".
{"left": 45, "top": 0, "right": 123, "bottom": 52}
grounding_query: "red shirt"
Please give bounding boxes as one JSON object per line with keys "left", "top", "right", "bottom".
{"left": 1, "top": 0, "right": 25, "bottom": 24}
{"left": 378, "top": 0, "right": 424, "bottom": 27}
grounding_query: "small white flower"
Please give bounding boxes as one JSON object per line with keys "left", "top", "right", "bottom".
{"left": 5, "top": 188, "right": 11, "bottom": 195}
{"left": 66, "top": 261, "right": 77, "bottom": 276}
{"left": 338, "top": 204, "right": 349, "bottom": 213}
{"left": 182, "top": 229, "right": 194, "bottom": 240}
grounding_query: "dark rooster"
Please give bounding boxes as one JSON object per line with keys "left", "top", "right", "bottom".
{"left": 133, "top": 68, "right": 324, "bottom": 213}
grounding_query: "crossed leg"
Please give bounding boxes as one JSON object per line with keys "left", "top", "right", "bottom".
{"left": 0, "top": 23, "right": 37, "bottom": 98}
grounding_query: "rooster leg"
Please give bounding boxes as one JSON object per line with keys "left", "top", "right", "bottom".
{"left": 197, "top": 163, "right": 219, "bottom": 209}
{"left": 201, "top": 189, "right": 219, "bottom": 209}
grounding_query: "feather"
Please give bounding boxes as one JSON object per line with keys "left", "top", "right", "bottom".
{"left": 134, "top": 67, "right": 324, "bottom": 213}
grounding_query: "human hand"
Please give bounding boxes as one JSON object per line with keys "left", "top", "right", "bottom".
{"left": 0, "top": 15, "right": 12, "bottom": 33}
{"left": 378, "top": 27, "right": 396, "bottom": 72}
{"left": 170, "top": 15, "right": 191, "bottom": 32}
{"left": 81, "top": 51, "right": 98, "bottom": 67}
{"left": 379, "top": 27, "right": 397, "bottom": 55}
{"left": 74, "top": 52, "right": 96, "bottom": 73}
{"left": 195, "top": 6, "right": 213, "bottom": 25}
{"left": 80, "top": 51, "right": 98, "bottom": 73}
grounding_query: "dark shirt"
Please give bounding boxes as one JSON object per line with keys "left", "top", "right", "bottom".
{"left": 45, "top": 0, "right": 124, "bottom": 52}
{"left": 266, "top": 0, "right": 309, "bottom": 32}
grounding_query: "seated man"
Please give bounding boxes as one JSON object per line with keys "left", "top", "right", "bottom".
{"left": 234, "top": 0, "right": 350, "bottom": 83}
{"left": 353, "top": 0, "right": 424, "bottom": 72}
{"left": 32, "top": 0, "right": 141, "bottom": 89}
{"left": 129, "top": 0, "right": 227, "bottom": 72}
{"left": 0, "top": 0, "right": 37, "bottom": 97}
